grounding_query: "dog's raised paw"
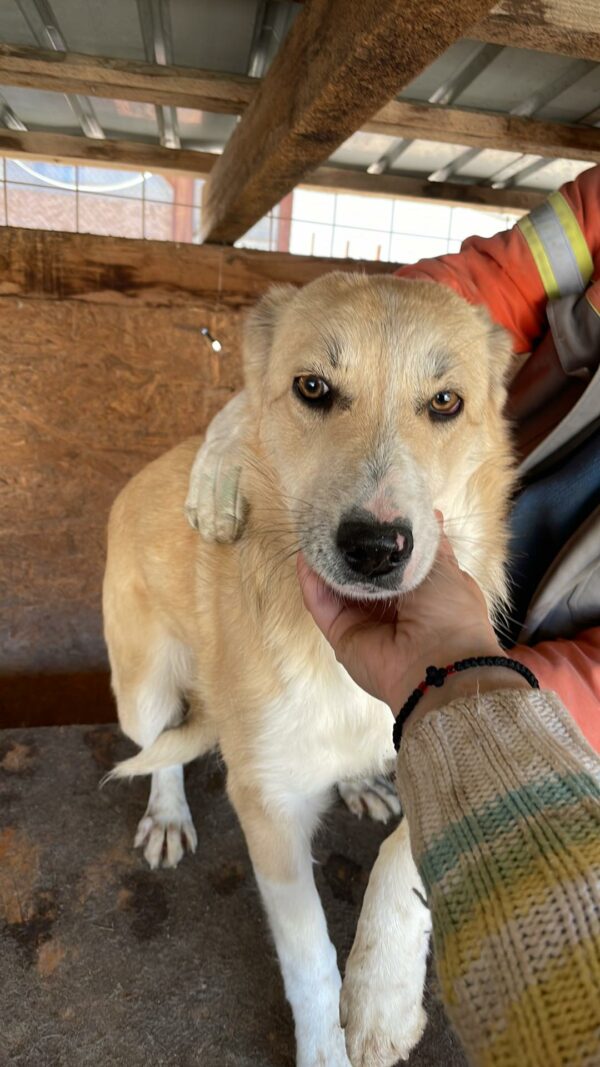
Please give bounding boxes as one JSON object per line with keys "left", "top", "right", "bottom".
{"left": 337, "top": 776, "right": 401, "bottom": 824}
{"left": 134, "top": 809, "right": 197, "bottom": 869}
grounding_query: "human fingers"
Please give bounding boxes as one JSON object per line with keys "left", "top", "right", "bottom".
{"left": 297, "top": 554, "right": 401, "bottom": 701}
{"left": 297, "top": 554, "right": 396, "bottom": 644}
{"left": 394, "top": 519, "right": 501, "bottom": 671}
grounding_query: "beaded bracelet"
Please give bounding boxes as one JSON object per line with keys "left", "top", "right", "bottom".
{"left": 392, "top": 655, "right": 539, "bottom": 751}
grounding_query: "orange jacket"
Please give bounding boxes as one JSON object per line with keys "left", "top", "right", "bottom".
{"left": 396, "top": 164, "right": 600, "bottom": 353}
{"left": 396, "top": 165, "right": 600, "bottom": 750}
{"left": 514, "top": 629, "right": 600, "bottom": 753}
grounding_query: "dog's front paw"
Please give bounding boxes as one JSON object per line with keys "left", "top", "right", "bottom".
{"left": 134, "top": 806, "right": 197, "bottom": 869}
{"left": 338, "top": 775, "right": 401, "bottom": 824}
{"left": 297, "top": 1024, "right": 352, "bottom": 1067}
{"left": 341, "top": 970, "right": 426, "bottom": 1066}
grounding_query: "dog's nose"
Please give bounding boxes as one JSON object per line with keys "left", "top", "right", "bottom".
{"left": 336, "top": 516, "right": 413, "bottom": 578}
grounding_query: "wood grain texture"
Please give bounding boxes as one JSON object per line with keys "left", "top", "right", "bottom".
{"left": 364, "top": 100, "right": 600, "bottom": 163}
{"left": 0, "top": 102, "right": 594, "bottom": 189}
{"left": 0, "top": 126, "right": 554, "bottom": 211}
{"left": 305, "top": 167, "right": 543, "bottom": 211}
{"left": 0, "top": 296, "right": 244, "bottom": 677}
{"left": 0, "top": 128, "right": 217, "bottom": 178}
{"left": 474, "top": 0, "right": 600, "bottom": 61}
{"left": 0, "top": 42, "right": 258, "bottom": 114}
{"left": 0, "top": 228, "right": 399, "bottom": 307}
{"left": 0, "top": 235, "right": 398, "bottom": 698}
{"left": 200, "top": 0, "right": 498, "bottom": 244}
{"left": 0, "top": 39, "right": 595, "bottom": 167}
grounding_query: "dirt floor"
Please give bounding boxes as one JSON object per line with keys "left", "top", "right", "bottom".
{"left": 0, "top": 725, "right": 467, "bottom": 1067}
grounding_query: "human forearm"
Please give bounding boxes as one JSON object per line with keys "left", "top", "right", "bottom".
{"left": 397, "top": 688, "right": 600, "bottom": 1067}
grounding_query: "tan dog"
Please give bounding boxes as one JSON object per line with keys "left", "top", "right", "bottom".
{"left": 104, "top": 274, "right": 515, "bottom": 1067}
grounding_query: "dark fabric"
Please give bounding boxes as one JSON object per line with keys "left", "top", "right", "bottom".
{"left": 509, "top": 291, "right": 600, "bottom": 461}
{"left": 505, "top": 426, "right": 600, "bottom": 646}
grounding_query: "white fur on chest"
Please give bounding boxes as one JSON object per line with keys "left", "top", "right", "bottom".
{"left": 254, "top": 649, "right": 395, "bottom": 806}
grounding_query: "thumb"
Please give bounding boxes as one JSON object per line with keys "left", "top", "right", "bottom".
{"left": 297, "top": 554, "right": 402, "bottom": 703}
{"left": 297, "top": 553, "right": 397, "bottom": 647}
{"left": 297, "top": 553, "right": 366, "bottom": 649}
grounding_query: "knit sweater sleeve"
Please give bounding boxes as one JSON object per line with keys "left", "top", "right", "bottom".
{"left": 396, "top": 688, "right": 600, "bottom": 1067}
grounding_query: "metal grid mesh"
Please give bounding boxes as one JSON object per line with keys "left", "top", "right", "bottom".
{"left": 0, "top": 158, "right": 522, "bottom": 258}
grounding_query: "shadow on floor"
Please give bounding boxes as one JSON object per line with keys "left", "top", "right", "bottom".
{"left": 0, "top": 725, "right": 467, "bottom": 1067}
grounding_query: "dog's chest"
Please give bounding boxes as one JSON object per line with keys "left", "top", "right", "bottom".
{"left": 253, "top": 659, "right": 395, "bottom": 800}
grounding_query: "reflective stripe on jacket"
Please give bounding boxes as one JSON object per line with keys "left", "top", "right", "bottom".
{"left": 395, "top": 165, "right": 600, "bottom": 751}
{"left": 396, "top": 164, "right": 600, "bottom": 354}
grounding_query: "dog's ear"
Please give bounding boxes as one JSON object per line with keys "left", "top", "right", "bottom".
{"left": 244, "top": 285, "right": 297, "bottom": 391}
{"left": 476, "top": 307, "right": 514, "bottom": 403}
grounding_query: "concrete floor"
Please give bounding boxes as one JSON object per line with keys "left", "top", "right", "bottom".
{"left": 0, "top": 726, "right": 467, "bottom": 1067}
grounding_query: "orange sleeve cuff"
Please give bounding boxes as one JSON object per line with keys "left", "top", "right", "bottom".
{"left": 511, "top": 628, "right": 600, "bottom": 753}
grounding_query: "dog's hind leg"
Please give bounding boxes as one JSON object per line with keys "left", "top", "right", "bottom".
{"left": 337, "top": 768, "right": 401, "bottom": 824}
{"left": 133, "top": 763, "right": 197, "bottom": 869}
{"left": 106, "top": 599, "right": 200, "bottom": 869}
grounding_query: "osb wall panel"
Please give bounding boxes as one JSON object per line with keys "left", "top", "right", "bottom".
{"left": 0, "top": 295, "right": 243, "bottom": 682}
{"left": 0, "top": 228, "right": 398, "bottom": 724}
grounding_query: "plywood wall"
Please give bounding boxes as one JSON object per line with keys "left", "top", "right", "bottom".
{"left": 0, "top": 228, "right": 396, "bottom": 724}
{"left": 0, "top": 295, "right": 243, "bottom": 676}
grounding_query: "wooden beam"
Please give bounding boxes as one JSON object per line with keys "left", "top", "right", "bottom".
{"left": 364, "top": 100, "right": 600, "bottom": 164}
{"left": 0, "top": 672, "right": 115, "bottom": 728}
{"left": 0, "top": 42, "right": 257, "bottom": 114}
{"left": 0, "top": 44, "right": 595, "bottom": 189}
{"left": 0, "top": 127, "right": 558, "bottom": 215}
{"left": 0, "top": 128, "right": 217, "bottom": 178}
{"left": 473, "top": 0, "right": 600, "bottom": 61}
{"left": 304, "top": 167, "right": 542, "bottom": 212}
{"left": 0, "top": 227, "right": 399, "bottom": 307}
{"left": 0, "top": 42, "right": 596, "bottom": 168}
{"left": 0, "top": 0, "right": 598, "bottom": 128}
{"left": 2, "top": 105, "right": 595, "bottom": 191}
{"left": 199, "top": 0, "right": 498, "bottom": 245}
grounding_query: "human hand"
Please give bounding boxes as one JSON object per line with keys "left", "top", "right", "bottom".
{"left": 298, "top": 517, "right": 513, "bottom": 717}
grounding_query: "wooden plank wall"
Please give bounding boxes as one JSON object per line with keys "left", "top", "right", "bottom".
{"left": 0, "top": 228, "right": 396, "bottom": 726}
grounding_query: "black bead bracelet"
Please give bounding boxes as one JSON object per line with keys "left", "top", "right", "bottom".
{"left": 392, "top": 656, "right": 540, "bottom": 751}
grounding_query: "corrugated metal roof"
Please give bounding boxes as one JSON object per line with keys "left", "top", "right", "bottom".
{"left": 0, "top": 0, "right": 596, "bottom": 192}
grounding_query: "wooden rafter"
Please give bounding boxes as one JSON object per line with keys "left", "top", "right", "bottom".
{"left": 305, "top": 168, "right": 542, "bottom": 212}
{"left": 0, "top": 100, "right": 595, "bottom": 181}
{"left": 199, "top": 0, "right": 499, "bottom": 244}
{"left": 474, "top": 0, "right": 600, "bottom": 62}
{"left": 1, "top": 0, "right": 597, "bottom": 112}
{"left": 0, "top": 128, "right": 217, "bottom": 178}
{"left": 0, "top": 42, "right": 257, "bottom": 115}
{"left": 0, "top": 44, "right": 596, "bottom": 193}
{"left": 364, "top": 100, "right": 600, "bottom": 164}
{"left": 0, "top": 128, "right": 556, "bottom": 215}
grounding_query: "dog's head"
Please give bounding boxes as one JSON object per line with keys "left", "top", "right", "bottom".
{"left": 244, "top": 272, "right": 512, "bottom": 600}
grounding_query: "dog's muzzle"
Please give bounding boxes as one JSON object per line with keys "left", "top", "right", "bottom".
{"left": 336, "top": 512, "right": 413, "bottom": 579}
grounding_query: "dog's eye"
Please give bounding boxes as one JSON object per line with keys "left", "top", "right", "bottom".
{"left": 293, "top": 375, "right": 332, "bottom": 408}
{"left": 428, "top": 390, "right": 463, "bottom": 420}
